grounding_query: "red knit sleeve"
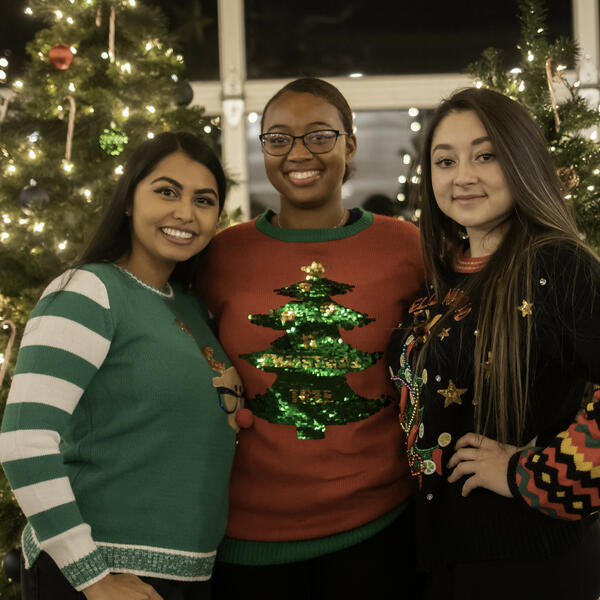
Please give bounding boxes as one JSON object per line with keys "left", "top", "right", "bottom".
{"left": 508, "top": 390, "right": 600, "bottom": 520}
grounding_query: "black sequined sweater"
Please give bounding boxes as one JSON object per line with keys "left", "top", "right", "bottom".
{"left": 387, "top": 243, "right": 600, "bottom": 571}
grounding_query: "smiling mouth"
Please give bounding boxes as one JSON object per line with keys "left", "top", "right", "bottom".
{"left": 286, "top": 170, "right": 321, "bottom": 184}
{"left": 160, "top": 227, "right": 195, "bottom": 241}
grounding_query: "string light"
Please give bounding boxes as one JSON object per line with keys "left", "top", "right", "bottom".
{"left": 527, "top": 51, "right": 534, "bottom": 62}
{"left": 398, "top": 175, "right": 407, "bottom": 184}
{"left": 115, "top": 165, "right": 124, "bottom": 175}
{"left": 247, "top": 112, "right": 258, "bottom": 123}
{"left": 57, "top": 105, "right": 63, "bottom": 112}
{"left": 402, "top": 154, "right": 411, "bottom": 165}
{"left": 83, "top": 189, "right": 92, "bottom": 199}
{"left": 145, "top": 42, "right": 153, "bottom": 51}
{"left": 68, "top": 82, "right": 76, "bottom": 92}
{"left": 121, "top": 62, "right": 132, "bottom": 73}
{"left": 166, "top": 48, "right": 173, "bottom": 56}
{"left": 122, "top": 107, "right": 130, "bottom": 117}
{"left": 147, "top": 132, "right": 154, "bottom": 139}
{"left": 594, "top": 169, "right": 599, "bottom": 175}
{"left": 0, "top": 58, "right": 8, "bottom": 68}
{"left": 410, "top": 122, "right": 421, "bottom": 132}
{"left": 408, "top": 107, "right": 419, "bottom": 117}
{"left": 33, "top": 222, "right": 45, "bottom": 232}
{"left": 0, "top": 71, "right": 6, "bottom": 81}
{"left": 14, "top": 80, "right": 23, "bottom": 89}
{"left": 66, "top": 17, "right": 74, "bottom": 24}
{"left": 411, "top": 176, "right": 420, "bottom": 184}
{"left": 70, "top": 46, "right": 77, "bottom": 54}
{"left": 349, "top": 73, "right": 363, "bottom": 78}
{"left": 129, "top": 0, "right": 136, "bottom": 6}
{"left": 2, "top": 215, "right": 11, "bottom": 224}
{"left": 28, "top": 150, "right": 36, "bottom": 159}
{"left": 176, "top": 55, "right": 183, "bottom": 63}
{"left": 0, "top": 233, "right": 9, "bottom": 242}
{"left": 25, "top": 7, "right": 33, "bottom": 15}
{"left": 55, "top": 10, "right": 63, "bottom": 19}
{"left": 204, "top": 125, "right": 212, "bottom": 133}
{"left": 101, "top": 52, "right": 109, "bottom": 59}
{"left": 518, "top": 81, "right": 525, "bottom": 92}
{"left": 171, "top": 74, "right": 178, "bottom": 82}
{"left": 475, "top": 80, "right": 483, "bottom": 89}
{"left": 587, "top": 185, "right": 595, "bottom": 191}
{"left": 62, "top": 160, "right": 74, "bottom": 173}
{"left": 396, "top": 193, "right": 406, "bottom": 202}
{"left": 19, "top": 218, "right": 28, "bottom": 225}
{"left": 58, "top": 241, "right": 67, "bottom": 250}
{"left": 510, "top": 67, "right": 522, "bottom": 74}
{"left": 7, "top": 165, "right": 16, "bottom": 174}
{"left": 88, "top": 107, "right": 95, "bottom": 113}
{"left": 146, "top": 105, "right": 156, "bottom": 113}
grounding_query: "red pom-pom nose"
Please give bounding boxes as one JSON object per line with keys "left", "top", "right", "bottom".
{"left": 235, "top": 408, "right": 254, "bottom": 429}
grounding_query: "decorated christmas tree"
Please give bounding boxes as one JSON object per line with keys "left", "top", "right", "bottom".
{"left": 241, "top": 261, "right": 388, "bottom": 440}
{"left": 467, "top": 0, "right": 600, "bottom": 249}
{"left": 0, "top": 1, "right": 220, "bottom": 595}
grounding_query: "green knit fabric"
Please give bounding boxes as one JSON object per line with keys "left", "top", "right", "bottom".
{"left": 1, "top": 264, "right": 236, "bottom": 590}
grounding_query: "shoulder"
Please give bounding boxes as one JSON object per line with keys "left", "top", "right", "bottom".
{"left": 370, "top": 214, "right": 420, "bottom": 242}
{"left": 212, "top": 219, "right": 257, "bottom": 245}
{"left": 532, "top": 242, "right": 600, "bottom": 288}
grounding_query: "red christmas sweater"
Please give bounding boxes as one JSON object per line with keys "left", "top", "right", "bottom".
{"left": 198, "top": 209, "right": 423, "bottom": 562}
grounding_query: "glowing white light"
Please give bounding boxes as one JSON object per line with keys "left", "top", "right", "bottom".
{"left": 3, "top": 215, "right": 11, "bottom": 224}
{"left": 145, "top": 42, "right": 153, "bottom": 51}
{"left": 68, "top": 82, "right": 76, "bottom": 92}
{"left": 33, "top": 222, "right": 45, "bottom": 232}
{"left": 171, "top": 74, "right": 179, "bottom": 82}
{"left": 101, "top": 51, "right": 109, "bottom": 59}
{"left": 411, "top": 175, "right": 420, "bottom": 184}
{"left": 57, "top": 105, "right": 63, "bottom": 112}
{"left": 590, "top": 130, "right": 598, "bottom": 141}
{"left": 510, "top": 67, "right": 522, "bottom": 74}
{"left": 537, "top": 28, "right": 544, "bottom": 33}
{"left": 410, "top": 122, "right": 421, "bottom": 132}
{"left": 0, "top": 71, "right": 6, "bottom": 81}
{"left": 14, "top": 80, "right": 23, "bottom": 89}
{"left": 55, "top": 10, "right": 63, "bottom": 19}
{"left": 475, "top": 80, "right": 483, "bottom": 89}
{"left": 83, "top": 189, "right": 92, "bottom": 199}
{"left": 414, "top": 209, "right": 422, "bottom": 219}
{"left": 146, "top": 105, "right": 156, "bottom": 114}
{"left": 408, "top": 107, "right": 419, "bottom": 117}
{"left": 58, "top": 241, "right": 67, "bottom": 250}
{"left": 66, "top": 17, "right": 74, "bottom": 24}
{"left": 70, "top": 46, "right": 77, "bottom": 54}
{"left": 121, "top": 62, "right": 132, "bottom": 73}
{"left": 7, "top": 165, "right": 16, "bottom": 174}
{"left": 0, "top": 233, "right": 9, "bottom": 241}
{"left": 129, "top": 0, "right": 136, "bottom": 6}
{"left": 557, "top": 65, "right": 566, "bottom": 71}
{"left": 247, "top": 112, "right": 258, "bottom": 124}
{"left": 527, "top": 51, "right": 534, "bottom": 62}
{"left": 0, "top": 58, "right": 8, "bottom": 67}
{"left": 147, "top": 132, "right": 154, "bottom": 139}
{"left": 122, "top": 107, "right": 130, "bottom": 118}
{"left": 550, "top": 146, "right": 556, "bottom": 151}
{"left": 88, "top": 107, "right": 95, "bottom": 113}
{"left": 565, "top": 194, "right": 572, "bottom": 199}
{"left": 19, "top": 218, "right": 27, "bottom": 225}
{"left": 176, "top": 55, "right": 183, "bottom": 63}
{"left": 28, "top": 150, "right": 36, "bottom": 159}
{"left": 594, "top": 169, "right": 600, "bottom": 175}
{"left": 518, "top": 81, "right": 525, "bottom": 92}
{"left": 587, "top": 185, "right": 595, "bottom": 191}
{"left": 398, "top": 175, "right": 407, "bottom": 184}
{"left": 204, "top": 125, "right": 212, "bottom": 133}
{"left": 63, "top": 161, "right": 73, "bottom": 173}
{"left": 574, "top": 80, "right": 581, "bottom": 88}
{"left": 115, "top": 165, "right": 124, "bottom": 175}
{"left": 349, "top": 73, "right": 363, "bottom": 78}
{"left": 0, "top": 354, "right": 4, "bottom": 364}
{"left": 403, "top": 154, "right": 412, "bottom": 165}
{"left": 25, "top": 7, "right": 33, "bottom": 15}
{"left": 396, "top": 193, "right": 406, "bottom": 202}
{"left": 166, "top": 48, "right": 173, "bottom": 56}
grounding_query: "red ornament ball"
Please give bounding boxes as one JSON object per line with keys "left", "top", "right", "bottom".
{"left": 235, "top": 408, "right": 254, "bottom": 429}
{"left": 49, "top": 44, "right": 74, "bottom": 70}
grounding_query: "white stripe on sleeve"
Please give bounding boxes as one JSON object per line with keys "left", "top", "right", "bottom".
{"left": 13, "top": 476, "right": 76, "bottom": 517}
{"left": 41, "top": 269, "right": 110, "bottom": 309}
{"left": 22, "top": 316, "right": 110, "bottom": 369}
{"left": 0, "top": 429, "right": 60, "bottom": 463}
{"left": 7, "top": 373, "right": 84, "bottom": 414}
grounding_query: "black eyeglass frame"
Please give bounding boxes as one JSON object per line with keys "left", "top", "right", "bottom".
{"left": 259, "top": 129, "right": 350, "bottom": 156}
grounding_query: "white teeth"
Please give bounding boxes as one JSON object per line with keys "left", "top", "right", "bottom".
{"left": 288, "top": 170, "right": 319, "bottom": 180}
{"left": 161, "top": 227, "right": 193, "bottom": 239}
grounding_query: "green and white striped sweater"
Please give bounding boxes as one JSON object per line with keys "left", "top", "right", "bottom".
{"left": 0, "top": 263, "right": 236, "bottom": 591}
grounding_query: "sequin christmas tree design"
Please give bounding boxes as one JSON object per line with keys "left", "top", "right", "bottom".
{"left": 241, "top": 262, "right": 388, "bottom": 440}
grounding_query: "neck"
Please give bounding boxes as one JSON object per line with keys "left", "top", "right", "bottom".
{"left": 277, "top": 200, "right": 346, "bottom": 230}
{"left": 116, "top": 255, "right": 174, "bottom": 290}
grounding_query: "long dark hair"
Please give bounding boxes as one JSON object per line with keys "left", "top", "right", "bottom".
{"left": 418, "top": 87, "right": 598, "bottom": 444}
{"left": 77, "top": 132, "right": 226, "bottom": 286}
{"left": 261, "top": 77, "right": 355, "bottom": 182}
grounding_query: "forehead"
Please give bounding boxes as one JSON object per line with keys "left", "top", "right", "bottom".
{"left": 431, "top": 110, "right": 489, "bottom": 149}
{"left": 263, "top": 91, "right": 344, "bottom": 131}
{"left": 141, "top": 152, "right": 217, "bottom": 189}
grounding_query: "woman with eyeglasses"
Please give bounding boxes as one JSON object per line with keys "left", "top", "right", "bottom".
{"left": 0, "top": 132, "right": 243, "bottom": 600}
{"left": 198, "top": 78, "right": 424, "bottom": 599}
{"left": 387, "top": 87, "right": 600, "bottom": 599}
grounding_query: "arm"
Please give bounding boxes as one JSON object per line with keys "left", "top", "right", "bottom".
{"left": 507, "top": 390, "right": 600, "bottom": 520}
{"left": 0, "top": 270, "right": 118, "bottom": 591}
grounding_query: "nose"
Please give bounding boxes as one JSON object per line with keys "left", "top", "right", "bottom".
{"left": 287, "top": 137, "right": 313, "bottom": 161}
{"left": 453, "top": 161, "right": 478, "bottom": 186}
{"left": 173, "top": 198, "right": 194, "bottom": 222}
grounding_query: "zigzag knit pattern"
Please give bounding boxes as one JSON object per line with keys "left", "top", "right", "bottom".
{"left": 513, "top": 391, "right": 600, "bottom": 520}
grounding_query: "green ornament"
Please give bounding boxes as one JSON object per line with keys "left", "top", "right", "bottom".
{"left": 99, "top": 127, "right": 128, "bottom": 156}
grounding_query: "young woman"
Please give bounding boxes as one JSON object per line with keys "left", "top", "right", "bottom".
{"left": 0, "top": 132, "right": 243, "bottom": 600}
{"left": 198, "top": 78, "right": 424, "bottom": 598}
{"left": 387, "top": 87, "right": 600, "bottom": 600}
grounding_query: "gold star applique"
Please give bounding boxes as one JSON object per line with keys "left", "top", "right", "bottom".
{"left": 437, "top": 379, "right": 467, "bottom": 408}
{"left": 280, "top": 309, "right": 296, "bottom": 324}
{"left": 517, "top": 299, "right": 533, "bottom": 317}
{"left": 301, "top": 261, "right": 325, "bottom": 278}
{"left": 438, "top": 327, "right": 450, "bottom": 340}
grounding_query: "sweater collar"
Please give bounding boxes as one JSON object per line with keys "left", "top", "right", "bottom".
{"left": 255, "top": 208, "right": 373, "bottom": 242}
{"left": 453, "top": 249, "right": 490, "bottom": 273}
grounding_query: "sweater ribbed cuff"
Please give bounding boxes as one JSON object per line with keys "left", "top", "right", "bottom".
{"left": 62, "top": 548, "right": 110, "bottom": 591}
{"left": 507, "top": 447, "right": 538, "bottom": 509}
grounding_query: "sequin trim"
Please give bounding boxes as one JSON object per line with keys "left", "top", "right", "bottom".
{"left": 114, "top": 265, "right": 174, "bottom": 298}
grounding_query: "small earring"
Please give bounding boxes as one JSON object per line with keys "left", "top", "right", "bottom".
{"left": 458, "top": 228, "right": 469, "bottom": 240}
{"left": 124, "top": 209, "right": 131, "bottom": 216}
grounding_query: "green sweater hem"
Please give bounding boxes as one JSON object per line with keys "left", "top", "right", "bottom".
{"left": 216, "top": 503, "right": 408, "bottom": 566}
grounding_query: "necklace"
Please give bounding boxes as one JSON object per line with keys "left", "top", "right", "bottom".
{"left": 275, "top": 209, "right": 348, "bottom": 229}
{"left": 114, "top": 264, "right": 174, "bottom": 298}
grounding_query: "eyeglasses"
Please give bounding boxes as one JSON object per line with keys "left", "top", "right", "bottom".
{"left": 259, "top": 129, "right": 349, "bottom": 156}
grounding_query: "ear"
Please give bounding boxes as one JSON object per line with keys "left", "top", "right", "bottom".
{"left": 345, "top": 134, "right": 357, "bottom": 161}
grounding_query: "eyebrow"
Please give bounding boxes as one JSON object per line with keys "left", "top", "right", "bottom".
{"left": 431, "top": 136, "right": 491, "bottom": 153}
{"left": 266, "top": 121, "right": 335, "bottom": 132}
{"left": 150, "top": 176, "right": 218, "bottom": 197}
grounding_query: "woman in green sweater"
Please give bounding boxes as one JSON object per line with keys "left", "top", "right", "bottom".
{"left": 0, "top": 132, "right": 243, "bottom": 600}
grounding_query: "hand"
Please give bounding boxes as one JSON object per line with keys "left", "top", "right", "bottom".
{"left": 446, "top": 432, "right": 519, "bottom": 498}
{"left": 83, "top": 573, "right": 164, "bottom": 600}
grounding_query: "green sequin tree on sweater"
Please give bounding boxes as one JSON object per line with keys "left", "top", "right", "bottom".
{"left": 242, "top": 262, "right": 388, "bottom": 440}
